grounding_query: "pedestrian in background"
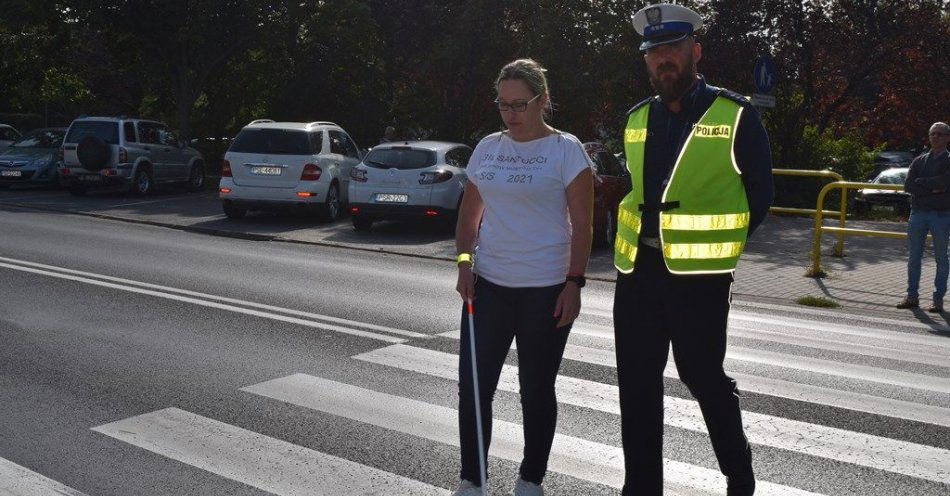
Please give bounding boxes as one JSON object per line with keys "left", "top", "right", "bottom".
{"left": 379, "top": 125, "right": 397, "bottom": 144}
{"left": 612, "top": 3, "right": 774, "bottom": 495}
{"left": 453, "top": 58, "right": 594, "bottom": 496}
{"left": 897, "top": 121, "right": 950, "bottom": 312}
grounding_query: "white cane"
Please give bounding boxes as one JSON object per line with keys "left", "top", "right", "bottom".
{"left": 466, "top": 297, "right": 489, "bottom": 495}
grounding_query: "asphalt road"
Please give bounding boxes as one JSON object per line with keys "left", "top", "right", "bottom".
{"left": 1, "top": 203, "right": 948, "bottom": 495}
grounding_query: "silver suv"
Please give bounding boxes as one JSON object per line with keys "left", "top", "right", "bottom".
{"left": 60, "top": 117, "right": 204, "bottom": 196}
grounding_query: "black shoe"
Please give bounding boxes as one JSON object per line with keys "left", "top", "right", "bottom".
{"left": 727, "top": 476, "right": 755, "bottom": 496}
{"left": 896, "top": 297, "right": 919, "bottom": 309}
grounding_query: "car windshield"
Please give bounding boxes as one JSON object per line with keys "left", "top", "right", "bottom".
{"left": 874, "top": 170, "right": 907, "bottom": 185}
{"left": 229, "top": 129, "right": 313, "bottom": 155}
{"left": 12, "top": 129, "right": 65, "bottom": 149}
{"left": 65, "top": 121, "right": 119, "bottom": 144}
{"left": 363, "top": 147, "right": 436, "bottom": 170}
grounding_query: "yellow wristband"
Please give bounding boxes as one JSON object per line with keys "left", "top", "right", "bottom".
{"left": 456, "top": 253, "right": 473, "bottom": 265}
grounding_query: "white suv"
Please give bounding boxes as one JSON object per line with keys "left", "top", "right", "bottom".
{"left": 219, "top": 120, "right": 362, "bottom": 221}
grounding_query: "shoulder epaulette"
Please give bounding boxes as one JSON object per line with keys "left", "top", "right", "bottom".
{"left": 716, "top": 89, "right": 754, "bottom": 107}
{"left": 626, "top": 96, "right": 655, "bottom": 116}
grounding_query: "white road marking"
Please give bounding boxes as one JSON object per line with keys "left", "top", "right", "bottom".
{"left": 243, "top": 374, "right": 823, "bottom": 496}
{"left": 0, "top": 456, "right": 88, "bottom": 496}
{"left": 92, "top": 407, "right": 450, "bottom": 496}
{"left": 437, "top": 330, "right": 950, "bottom": 428}
{"left": 727, "top": 324, "right": 949, "bottom": 368}
{"left": 582, "top": 296, "right": 950, "bottom": 335}
{"left": 0, "top": 260, "right": 405, "bottom": 343}
{"left": 565, "top": 322, "right": 949, "bottom": 394}
{"left": 0, "top": 254, "right": 425, "bottom": 339}
{"left": 354, "top": 344, "right": 950, "bottom": 484}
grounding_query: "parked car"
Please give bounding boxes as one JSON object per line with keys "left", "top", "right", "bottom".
{"left": 219, "top": 120, "right": 362, "bottom": 221}
{"left": 0, "top": 127, "right": 66, "bottom": 188}
{"left": 0, "top": 124, "right": 22, "bottom": 149}
{"left": 348, "top": 141, "right": 472, "bottom": 231}
{"left": 59, "top": 116, "right": 205, "bottom": 196}
{"left": 854, "top": 167, "right": 910, "bottom": 216}
{"left": 584, "top": 142, "right": 631, "bottom": 249}
{"left": 868, "top": 151, "right": 915, "bottom": 180}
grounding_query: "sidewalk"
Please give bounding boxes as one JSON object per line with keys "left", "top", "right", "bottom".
{"left": 0, "top": 186, "right": 943, "bottom": 319}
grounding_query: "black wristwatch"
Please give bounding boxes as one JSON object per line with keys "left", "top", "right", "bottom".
{"left": 565, "top": 274, "right": 586, "bottom": 288}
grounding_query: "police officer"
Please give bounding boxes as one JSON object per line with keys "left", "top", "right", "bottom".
{"left": 613, "top": 4, "right": 774, "bottom": 495}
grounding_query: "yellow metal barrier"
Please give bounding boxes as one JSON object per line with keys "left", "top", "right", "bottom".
{"left": 771, "top": 169, "right": 847, "bottom": 255}
{"left": 809, "top": 182, "right": 907, "bottom": 277}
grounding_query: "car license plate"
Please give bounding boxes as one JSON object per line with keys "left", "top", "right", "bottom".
{"left": 80, "top": 174, "right": 101, "bottom": 182}
{"left": 251, "top": 166, "right": 282, "bottom": 176}
{"left": 375, "top": 193, "right": 408, "bottom": 203}
{"left": 0, "top": 170, "right": 21, "bottom": 177}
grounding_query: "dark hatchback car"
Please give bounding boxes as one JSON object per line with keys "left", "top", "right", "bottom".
{"left": 584, "top": 142, "right": 632, "bottom": 249}
{"left": 0, "top": 128, "right": 66, "bottom": 188}
{"left": 854, "top": 167, "right": 910, "bottom": 216}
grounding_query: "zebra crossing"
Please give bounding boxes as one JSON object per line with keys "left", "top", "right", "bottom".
{"left": 3, "top": 300, "right": 949, "bottom": 495}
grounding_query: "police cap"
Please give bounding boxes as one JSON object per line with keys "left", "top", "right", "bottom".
{"left": 631, "top": 3, "right": 703, "bottom": 52}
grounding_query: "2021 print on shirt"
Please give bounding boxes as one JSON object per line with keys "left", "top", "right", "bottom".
{"left": 476, "top": 153, "right": 549, "bottom": 185}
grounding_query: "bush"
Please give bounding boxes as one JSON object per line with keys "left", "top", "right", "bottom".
{"left": 773, "top": 125, "right": 877, "bottom": 210}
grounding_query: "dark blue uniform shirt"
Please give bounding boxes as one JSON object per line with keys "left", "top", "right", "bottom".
{"left": 634, "top": 75, "right": 774, "bottom": 238}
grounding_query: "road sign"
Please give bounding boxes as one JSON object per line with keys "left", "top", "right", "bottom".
{"left": 752, "top": 94, "right": 776, "bottom": 108}
{"left": 753, "top": 56, "right": 776, "bottom": 94}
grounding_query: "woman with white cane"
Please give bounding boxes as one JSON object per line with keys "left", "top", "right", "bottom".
{"left": 454, "top": 58, "right": 593, "bottom": 496}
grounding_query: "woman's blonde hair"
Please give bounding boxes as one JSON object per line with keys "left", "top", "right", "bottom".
{"left": 495, "top": 58, "right": 553, "bottom": 121}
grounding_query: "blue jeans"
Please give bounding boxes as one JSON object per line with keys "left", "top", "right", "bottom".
{"left": 907, "top": 209, "right": 950, "bottom": 301}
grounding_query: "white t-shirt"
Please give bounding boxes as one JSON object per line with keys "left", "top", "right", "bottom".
{"left": 467, "top": 131, "right": 593, "bottom": 287}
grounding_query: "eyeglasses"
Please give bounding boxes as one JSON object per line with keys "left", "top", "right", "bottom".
{"left": 930, "top": 132, "right": 950, "bottom": 137}
{"left": 495, "top": 94, "right": 540, "bottom": 112}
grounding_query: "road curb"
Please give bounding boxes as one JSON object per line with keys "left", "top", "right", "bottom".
{"left": 1, "top": 201, "right": 276, "bottom": 242}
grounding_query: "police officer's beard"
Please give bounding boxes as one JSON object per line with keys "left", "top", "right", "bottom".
{"left": 649, "top": 59, "right": 697, "bottom": 103}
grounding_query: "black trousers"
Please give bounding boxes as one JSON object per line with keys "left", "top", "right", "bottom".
{"left": 458, "top": 277, "right": 572, "bottom": 485}
{"left": 614, "top": 243, "right": 753, "bottom": 495}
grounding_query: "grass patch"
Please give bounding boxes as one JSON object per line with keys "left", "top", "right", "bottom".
{"left": 804, "top": 265, "right": 828, "bottom": 278}
{"left": 795, "top": 296, "right": 840, "bottom": 308}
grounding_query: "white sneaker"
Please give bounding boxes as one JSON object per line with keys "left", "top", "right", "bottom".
{"left": 452, "top": 479, "right": 483, "bottom": 496}
{"left": 513, "top": 478, "right": 544, "bottom": 496}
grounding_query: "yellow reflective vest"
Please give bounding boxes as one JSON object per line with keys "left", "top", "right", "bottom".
{"left": 614, "top": 96, "right": 750, "bottom": 274}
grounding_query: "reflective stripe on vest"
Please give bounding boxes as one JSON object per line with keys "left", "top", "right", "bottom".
{"left": 614, "top": 95, "right": 750, "bottom": 274}
{"left": 664, "top": 241, "right": 744, "bottom": 259}
{"left": 660, "top": 212, "right": 750, "bottom": 231}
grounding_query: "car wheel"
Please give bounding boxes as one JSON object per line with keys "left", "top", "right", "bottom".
{"left": 318, "top": 182, "right": 341, "bottom": 222}
{"left": 223, "top": 201, "right": 247, "bottom": 219}
{"left": 68, "top": 184, "right": 87, "bottom": 196}
{"left": 352, "top": 215, "right": 373, "bottom": 231}
{"left": 130, "top": 168, "right": 153, "bottom": 197}
{"left": 186, "top": 163, "right": 205, "bottom": 192}
{"left": 593, "top": 209, "right": 617, "bottom": 249}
